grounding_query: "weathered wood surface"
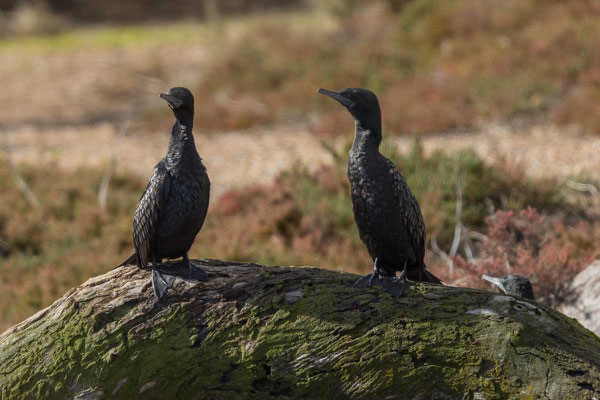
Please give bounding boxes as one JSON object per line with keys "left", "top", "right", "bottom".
{"left": 1, "top": 259, "right": 599, "bottom": 400}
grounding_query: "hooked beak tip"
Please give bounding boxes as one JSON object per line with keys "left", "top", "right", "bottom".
{"left": 482, "top": 275, "right": 507, "bottom": 294}
{"left": 317, "top": 88, "right": 353, "bottom": 107}
{"left": 160, "top": 93, "right": 183, "bottom": 108}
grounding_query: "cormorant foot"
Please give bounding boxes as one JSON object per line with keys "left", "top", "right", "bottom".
{"left": 151, "top": 269, "right": 176, "bottom": 300}
{"left": 378, "top": 275, "right": 407, "bottom": 298}
{"left": 187, "top": 260, "right": 208, "bottom": 282}
{"left": 155, "top": 259, "right": 208, "bottom": 282}
{"left": 353, "top": 272, "right": 380, "bottom": 288}
{"left": 379, "top": 261, "right": 408, "bottom": 298}
{"left": 150, "top": 259, "right": 208, "bottom": 300}
{"left": 353, "top": 273, "right": 406, "bottom": 297}
{"left": 354, "top": 258, "right": 382, "bottom": 288}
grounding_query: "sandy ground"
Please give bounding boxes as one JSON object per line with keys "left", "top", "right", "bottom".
{"left": 2, "top": 121, "right": 598, "bottom": 202}
{"left": 0, "top": 123, "right": 338, "bottom": 199}
{"left": 396, "top": 124, "right": 600, "bottom": 180}
{"left": 1, "top": 25, "right": 598, "bottom": 199}
{"left": 0, "top": 38, "right": 208, "bottom": 126}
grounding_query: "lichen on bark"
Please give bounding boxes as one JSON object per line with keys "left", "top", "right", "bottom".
{"left": 0, "top": 259, "right": 599, "bottom": 400}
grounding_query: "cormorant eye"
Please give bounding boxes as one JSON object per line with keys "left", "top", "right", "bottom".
{"left": 500, "top": 279, "right": 505, "bottom": 284}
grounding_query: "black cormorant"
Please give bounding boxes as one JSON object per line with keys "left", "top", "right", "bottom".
{"left": 119, "top": 87, "right": 210, "bottom": 299}
{"left": 482, "top": 275, "right": 535, "bottom": 300}
{"left": 317, "top": 87, "right": 442, "bottom": 298}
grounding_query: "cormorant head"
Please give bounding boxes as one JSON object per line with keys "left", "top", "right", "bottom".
{"left": 160, "top": 87, "right": 194, "bottom": 123}
{"left": 482, "top": 274, "right": 535, "bottom": 300}
{"left": 317, "top": 87, "right": 382, "bottom": 134}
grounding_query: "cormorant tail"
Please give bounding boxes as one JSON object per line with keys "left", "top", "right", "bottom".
{"left": 423, "top": 267, "right": 443, "bottom": 284}
{"left": 114, "top": 252, "right": 137, "bottom": 270}
{"left": 407, "top": 263, "right": 443, "bottom": 284}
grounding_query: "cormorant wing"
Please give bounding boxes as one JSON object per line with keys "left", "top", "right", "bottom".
{"left": 386, "top": 159, "right": 426, "bottom": 264}
{"left": 133, "top": 160, "right": 171, "bottom": 268}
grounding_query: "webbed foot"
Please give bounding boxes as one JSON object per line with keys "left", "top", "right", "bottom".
{"left": 151, "top": 269, "right": 176, "bottom": 300}
{"left": 186, "top": 260, "right": 208, "bottom": 281}
{"left": 353, "top": 272, "right": 379, "bottom": 288}
{"left": 378, "top": 275, "right": 406, "bottom": 298}
{"left": 151, "top": 256, "right": 208, "bottom": 299}
{"left": 379, "top": 261, "right": 408, "bottom": 298}
{"left": 156, "top": 258, "right": 208, "bottom": 281}
{"left": 353, "top": 258, "right": 380, "bottom": 288}
{"left": 354, "top": 260, "right": 408, "bottom": 298}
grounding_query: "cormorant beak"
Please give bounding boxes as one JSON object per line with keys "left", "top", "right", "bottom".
{"left": 317, "top": 88, "right": 354, "bottom": 108}
{"left": 482, "top": 275, "right": 507, "bottom": 294}
{"left": 160, "top": 93, "right": 184, "bottom": 109}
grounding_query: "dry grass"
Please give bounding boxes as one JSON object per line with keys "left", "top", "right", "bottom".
{"left": 0, "top": 141, "right": 595, "bottom": 331}
{"left": 2, "top": 0, "right": 600, "bottom": 331}
{"left": 0, "top": 159, "right": 143, "bottom": 330}
{"left": 4, "top": 1, "right": 600, "bottom": 135}
{"left": 191, "top": 0, "right": 600, "bottom": 134}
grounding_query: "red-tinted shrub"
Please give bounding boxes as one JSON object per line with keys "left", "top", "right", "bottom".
{"left": 454, "top": 207, "right": 593, "bottom": 305}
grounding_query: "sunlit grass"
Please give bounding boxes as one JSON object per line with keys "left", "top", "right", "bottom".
{"left": 0, "top": 10, "right": 331, "bottom": 54}
{"left": 6, "top": 2, "right": 600, "bottom": 133}
{"left": 190, "top": 0, "right": 600, "bottom": 134}
{"left": 0, "top": 23, "right": 214, "bottom": 53}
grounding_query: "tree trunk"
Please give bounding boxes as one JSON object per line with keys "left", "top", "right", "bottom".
{"left": 1, "top": 259, "right": 599, "bottom": 400}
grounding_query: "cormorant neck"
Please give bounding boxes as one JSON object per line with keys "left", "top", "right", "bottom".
{"left": 176, "top": 112, "right": 194, "bottom": 129}
{"left": 351, "top": 120, "right": 382, "bottom": 154}
{"left": 171, "top": 119, "right": 195, "bottom": 142}
{"left": 166, "top": 119, "right": 198, "bottom": 170}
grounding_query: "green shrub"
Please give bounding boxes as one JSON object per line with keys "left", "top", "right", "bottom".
{"left": 0, "top": 147, "right": 588, "bottom": 331}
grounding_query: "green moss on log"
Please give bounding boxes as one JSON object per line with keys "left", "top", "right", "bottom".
{"left": 0, "top": 260, "right": 599, "bottom": 400}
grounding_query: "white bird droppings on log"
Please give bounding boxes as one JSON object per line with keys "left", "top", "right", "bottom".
{"left": 285, "top": 288, "right": 304, "bottom": 304}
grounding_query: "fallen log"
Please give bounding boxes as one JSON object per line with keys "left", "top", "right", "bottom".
{"left": 1, "top": 259, "right": 599, "bottom": 399}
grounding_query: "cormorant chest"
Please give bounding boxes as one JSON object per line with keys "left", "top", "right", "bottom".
{"left": 348, "top": 152, "right": 420, "bottom": 265}
{"left": 153, "top": 166, "right": 209, "bottom": 259}
{"left": 166, "top": 169, "right": 208, "bottom": 219}
{"left": 347, "top": 152, "right": 398, "bottom": 230}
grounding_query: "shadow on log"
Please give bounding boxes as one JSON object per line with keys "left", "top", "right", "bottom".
{"left": 1, "top": 259, "right": 599, "bottom": 399}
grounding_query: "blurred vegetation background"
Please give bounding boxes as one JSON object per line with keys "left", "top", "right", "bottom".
{"left": 0, "top": 0, "right": 599, "bottom": 331}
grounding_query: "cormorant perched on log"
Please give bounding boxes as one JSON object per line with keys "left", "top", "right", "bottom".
{"left": 317, "top": 87, "right": 442, "bottom": 298}
{"left": 482, "top": 275, "right": 535, "bottom": 300}
{"left": 118, "top": 87, "right": 210, "bottom": 299}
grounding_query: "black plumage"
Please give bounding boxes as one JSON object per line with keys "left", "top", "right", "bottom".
{"left": 482, "top": 275, "right": 535, "bottom": 300}
{"left": 318, "top": 87, "right": 441, "bottom": 297}
{"left": 120, "top": 87, "right": 210, "bottom": 299}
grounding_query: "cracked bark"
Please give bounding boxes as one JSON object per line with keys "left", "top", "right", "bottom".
{"left": 0, "top": 259, "right": 599, "bottom": 400}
